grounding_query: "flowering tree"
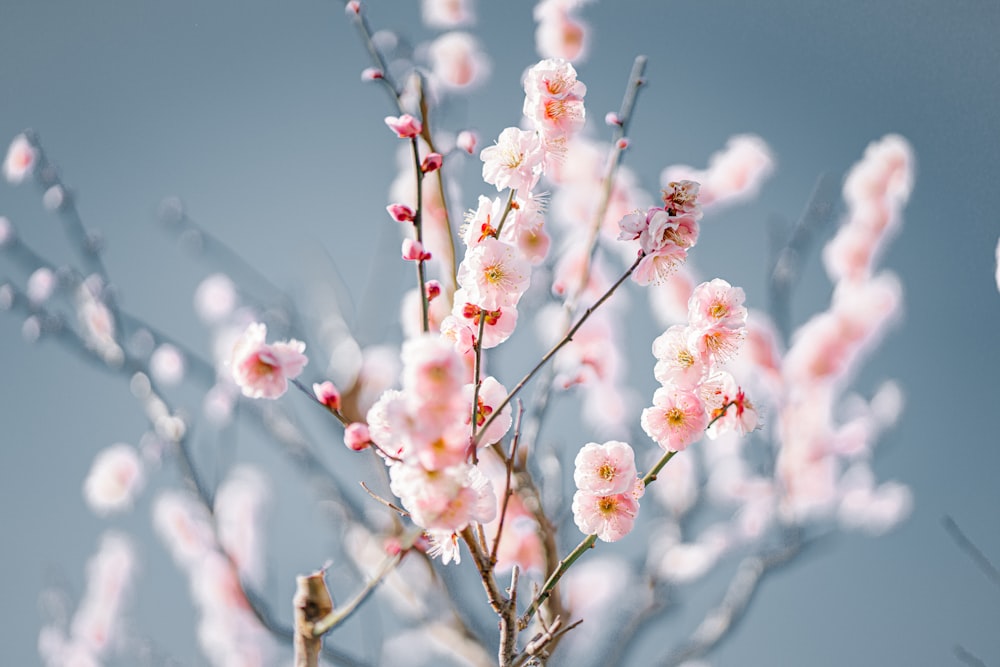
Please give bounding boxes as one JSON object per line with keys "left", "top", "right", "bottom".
{"left": 1, "top": 2, "right": 914, "bottom": 665}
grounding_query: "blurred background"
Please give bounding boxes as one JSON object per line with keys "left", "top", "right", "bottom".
{"left": 2, "top": 0, "right": 999, "bottom": 665}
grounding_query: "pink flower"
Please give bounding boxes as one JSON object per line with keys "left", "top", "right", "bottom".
{"left": 632, "top": 244, "right": 689, "bottom": 286}
{"left": 421, "top": 0, "right": 474, "bottom": 28}
{"left": 464, "top": 375, "right": 512, "bottom": 445}
{"left": 456, "top": 130, "right": 478, "bottom": 154}
{"left": 534, "top": 6, "right": 590, "bottom": 62}
{"left": 193, "top": 273, "right": 237, "bottom": 324}
{"left": 401, "top": 238, "right": 431, "bottom": 261}
{"left": 523, "top": 58, "right": 587, "bottom": 140}
{"left": 401, "top": 334, "right": 466, "bottom": 399}
{"left": 640, "top": 386, "right": 708, "bottom": 452}
{"left": 573, "top": 440, "right": 637, "bottom": 496}
{"left": 572, "top": 490, "right": 638, "bottom": 542}
{"left": 688, "top": 278, "right": 747, "bottom": 332}
{"left": 480, "top": 127, "right": 544, "bottom": 192}
{"left": 387, "top": 203, "right": 416, "bottom": 223}
{"left": 421, "top": 152, "right": 443, "bottom": 173}
{"left": 230, "top": 323, "right": 307, "bottom": 399}
{"left": 150, "top": 343, "right": 185, "bottom": 386}
{"left": 344, "top": 422, "right": 372, "bottom": 451}
{"left": 652, "top": 325, "right": 708, "bottom": 389}
{"left": 690, "top": 323, "right": 745, "bottom": 364}
{"left": 661, "top": 180, "right": 702, "bottom": 216}
{"left": 83, "top": 444, "right": 145, "bottom": 515}
{"left": 385, "top": 114, "right": 423, "bottom": 139}
{"left": 313, "top": 380, "right": 341, "bottom": 411}
{"left": 26, "top": 267, "right": 57, "bottom": 305}
{"left": 456, "top": 237, "right": 531, "bottom": 310}
{"left": 3, "top": 133, "right": 36, "bottom": 184}
{"left": 427, "top": 32, "right": 491, "bottom": 90}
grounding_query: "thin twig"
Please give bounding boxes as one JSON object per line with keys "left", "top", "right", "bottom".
{"left": 491, "top": 401, "right": 524, "bottom": 567}
{"left": 943, "top": 515, "right": 1000, "bottom": 592}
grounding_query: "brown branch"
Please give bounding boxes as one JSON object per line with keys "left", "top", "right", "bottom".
{"left": 294, "top": 571, "right": 335, "bottom": 667}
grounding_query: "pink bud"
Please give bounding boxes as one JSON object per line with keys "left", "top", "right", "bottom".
{"left": 345, "top": 1, "right": 361, "bottom": 15}
{"left": 456, "top": 130, "right": 477, "bottom": 154}
{"left": 344, "top": 422, "right": 371, "bottom": 451}
{"left": 617, "top": 138, "right": 630, "bottom": 150}
{"left": 402, "top": 239, "right": 431, "bottom": 261}
{"left": 421, "top": 152, "right": 443, "bottom": 173}
{"left": 361, "top": 67, "right": 384, "bottom": 81}
{"left": 385, "top": 114, "right": 423, "bottom": 139}
{"left": 605, "top": 112, "right": 622, "bottom": 126}
{"left": 425, "top": 280, "right": 442, "bottom": 301}
{"left": 313, "top": 381, "right": 341, "bottom": 411}
{"left": 387, "top": 203, "right": 416, "bottom": 223}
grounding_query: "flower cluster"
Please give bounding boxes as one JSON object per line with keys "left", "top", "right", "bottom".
{"left": 571, "top": 441, "right": 644, "bottom": 542}
{"left": 364, "top": 335, "right": 512, "bottom": 563}
{"left": 641, "top": 278, "right": 757, "bottom": 452}
{"left": 618, "top": 180, "right": 702, "bottom": 285}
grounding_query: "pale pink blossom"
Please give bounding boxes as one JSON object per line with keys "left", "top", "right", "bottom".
{"left": 427, "top": 32, "right": 490, "bottom": 90}
{"left": 572, "top": 489, "right": 638, "bottom": 542}
{"left": 313, "top": 380, "right": 341, "bottom": 411}
{"left": 83, "top": 444, "right": 145, "bottom": 515}
{"left": 480, "top": 127, "right": 544, "bottom": 192}
{"left": 456, "top": 237, "right": 531, "bottom": 310}
{"left": 344, "top": 422, "right": 372, "bottom": 451}
{"left": 661, "top": 180, "right": 702, "bottom": 216}
{"left": 534, "top": 2, "right": 590, "bottom": 62}
{"left": 3, "top": 133, "right": 36, "bottom": 183}
{"left": 71, "top": 532, "right": 136, "bottom": 655}
{"left": 688, "top": 278, "right": 747, "bottom": 332}
{"left": 426, "top": 530, "right": 462, "bottom": 565}
{"left": 641, "top": 386, "right": 708, "bottom": 452}
{"left": 26, "top": 267, "right": 57, "bottom": 305}
{"left": 465, "top": 375, "right": 513, "bottom": 445}
{"left": 401, "top": 334, "right": 466, "bottom": 408}
{"left": 366, "top": 390, "right": 412, "bottom": 460}
{"left": 193, "top": 273, "right": 237, "bottom": 324}
{"left": 150, "top": 343, "right": 185, "bottom": 386}
{"left": 153, "top": 490, "right": 216, "bottom": 567}
{"left": 838, "top": 465, "right": 912, "bottom": 535}
{"left": 390, "top": 462, "right": 497, "bottom": 533}
{"left": 421, "top": 0, "right": 475, "bottom": 28}
{"left": 689, "top": 322, "right": 745, "bottom": 364}
{"left": 523, "top": 58, "right": 587, "bottom": 139}
{"left": 230, "top": 322, "right": 307, "bottom": 399}
{"left": 632, "top": 243, "right": 689, "bottom": 286}
{"left": 702, "top": 372, "right": 758, "bottom": 439}
{"left": 461, "top": 194, "right": 507, "bottom": 246}
{"left": 456, "top": 130, "right": 478, "bottom": 154}
{"left": 661, "top": 134, "right": 774, "bottom": 209}
{"left": 385, "top": 114, "right": 423, "bottom": 139}
{"left": 574, "top": 440, "right": 637, "bottom": 496}
{"left": 652, "top": 325, "right": 709, "bottom": 389}
{"left": 449, "top": 288, "right": 519, "bottom": 348}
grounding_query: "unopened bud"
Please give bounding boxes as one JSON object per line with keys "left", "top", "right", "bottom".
{"left": 344, "top": 422, "right": 371, "bottom": 451}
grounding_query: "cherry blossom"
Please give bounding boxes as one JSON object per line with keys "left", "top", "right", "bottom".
{"left": 641, "top": 386, "right": 708, "bottom": 452}
{"left": 480, "top": 127, "right": 544, "bottom": 192}
{"left": 572, "top": 490, "right": 639, "bottom": 542}
{"left": 3, "top": 133, "right": 36, "bottom": 184}
{"left": 230, "top": 322, "right": 307, "bottom": 399}
{"left": 573, "top": 440, "right": 638, "bottom": 496}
